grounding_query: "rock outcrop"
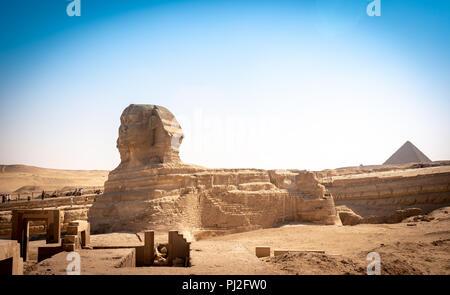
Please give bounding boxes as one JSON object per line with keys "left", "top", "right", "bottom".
{"left": 88, "top": 104, "right": 341, "bottom": 234}
{"left": 325, "top": 166, "right": 450, "bottom": 220}
{"left": 335, "top": 206, "right": 363, "bottom": 226}
{"left": 336, "top": 205, "right": 425, "bottom": 225}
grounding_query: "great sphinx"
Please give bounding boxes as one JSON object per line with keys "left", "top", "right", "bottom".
{"left": 88, "top": 104, "right": 341, "bottom": 234}
{"left": 116, "top": 104, "right": 184, "bottom": 169}
{"left": 88, "top": 104, "right": 199, "bottom": 233}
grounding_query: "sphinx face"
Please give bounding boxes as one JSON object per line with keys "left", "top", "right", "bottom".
{"left": 119, "top": 110, "right": 147, "bottom": 145}
{"left": 114, "top": 104, "right": 183, "bottom": 168}
{"left": 117, "top": 105, "right": 154, "bottom": 162}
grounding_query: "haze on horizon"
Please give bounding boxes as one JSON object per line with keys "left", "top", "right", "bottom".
{"left": 1, "top": 0, "right": 449, "bottom": 171}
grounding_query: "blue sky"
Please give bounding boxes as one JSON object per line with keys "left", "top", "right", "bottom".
{"left": 0, "top": 0, "right": 449, "bottom": 170}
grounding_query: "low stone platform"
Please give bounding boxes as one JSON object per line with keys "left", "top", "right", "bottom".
{"left": 90, "top": 233, "right": 144, "bottom": 248}
{"left": 28, "top": 248, "right": 136, "bottom": 275}
{"left": 25, "top": 232, "right": 275, "bottom": 275}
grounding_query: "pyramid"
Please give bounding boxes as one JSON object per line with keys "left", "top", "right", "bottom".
{"left": 383, "top": 141, "right": 432, "bottom": 165}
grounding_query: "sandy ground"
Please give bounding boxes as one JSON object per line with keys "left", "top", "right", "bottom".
{"left": 210, "top": 207, "right": 450, "bottom": 275}
{"left": 0, "top": 164, "right": 108, "bottom": 193}
{"left": 23, "top": 207, "right": 450, "bottom": 275}
{"left": 26, "top": 239, "right": 274, "bottom": 275}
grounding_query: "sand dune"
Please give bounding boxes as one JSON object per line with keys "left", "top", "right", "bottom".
{"left": 0, "top": 164, "right": 108, "bottom": 193}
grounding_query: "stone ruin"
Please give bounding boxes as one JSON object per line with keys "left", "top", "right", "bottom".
{"left": 1, "top": 205, "right": 190, "bottom": 272}
{"left": 5, "top": 209, "right": 92, "bottom": 266}
{"left": 1, "top": 209, "right": 64, "bottom": 274}
{"left": 11, "top": 209, "right": 61, "bottom": 261}
{"left": 88, "top": 104, "right": 341, "bottom": 235}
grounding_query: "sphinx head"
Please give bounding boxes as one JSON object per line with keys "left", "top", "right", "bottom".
{"left": 116, "top": 104, "right": 183, "bottom": 168}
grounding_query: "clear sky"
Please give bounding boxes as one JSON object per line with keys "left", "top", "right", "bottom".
{"left": 0, "top": 0, "right": 449, "bottom": 171}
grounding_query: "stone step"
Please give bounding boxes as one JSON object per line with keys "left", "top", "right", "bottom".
{"left": 205, "top": 195, "right": 264, "bottom": 216}
{"left": 63, "top": 234, "right": 78, "bottom": 244}
{"left": 66, "top": 226, "right": 79, "bottom": 235}
{"left": 237, "top": 182, "right": 277, "bottom": 191}
{"left": 63, "top": 243, "right": 76, "bottom": 252}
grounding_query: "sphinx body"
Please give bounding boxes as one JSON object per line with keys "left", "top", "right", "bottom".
{"left": 88, "top": 104, "right": 341, "bottom": 234}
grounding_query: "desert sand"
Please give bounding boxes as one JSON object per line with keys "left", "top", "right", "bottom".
{"left": 22, "top": 206, "right": 449, "bottom": 275}
{"left": 0, "top": 164, "right": 108, "bottom": 193}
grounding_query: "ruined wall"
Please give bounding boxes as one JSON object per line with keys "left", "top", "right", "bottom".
{"left": 168, "top": 231, "right": 190, "bottom": 266}
{"left": 325, "top": 168, "right": 450, "bottom": 218}
{"left": 89, "top": 167, "right": 341, "bottom": 233}
{"left": 269, "top": 170, "right": 341, "bottom": 225}
{"left": 0, "top": 197, "right": 92, "bottom": 237}
{"left": 198, "top": 171, "right": 296, "bottom": 230}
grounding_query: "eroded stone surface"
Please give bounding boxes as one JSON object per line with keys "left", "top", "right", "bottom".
{"left": 326, "top": 167, "right": 450, "bottom": 218}
{"left": 116, "top": 104, "right": 184, "bottom": 169}
{"left": 88, "top": 104, "right": 341, "bottom": 234}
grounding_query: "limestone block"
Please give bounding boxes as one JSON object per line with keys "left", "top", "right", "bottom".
{"left": 336, "top": 206, "right": 363, "bottom": 225}
{"left": 66, "top": 226, "right": 79, "bottom": 235}
{"left": 63, "top": 235, "right": 78, "bottom": 244}
{"left": 70, "top": 220, "right": 89, "bottom": 232}
{"left": 0, "top": 240, "right": 23, "bottom": 275}
{"left": 255, "top": 246, "right": 270, "bottom": 258}
{"left": 274, "top": 250, "right": 289, "bottom": 256}
{"left": 63, "top": 243, "right": 76, "bottom": 252}
{"left": 143, "top": 230, "right": 154, "bottom": 266}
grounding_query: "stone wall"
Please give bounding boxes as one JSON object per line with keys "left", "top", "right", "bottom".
{"left": 0, "top": 196, "right": 93, "bottom": 237}
{"left": 325, "top": 168, "right": 450, "bottom": 218}
{"left": 89, "top": 167, "right": 341, "bottom": 234}
{"left": 269, "top": 170, "right": 340, "bottom": 225}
